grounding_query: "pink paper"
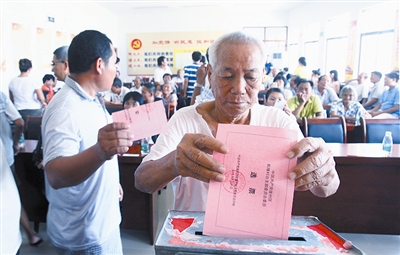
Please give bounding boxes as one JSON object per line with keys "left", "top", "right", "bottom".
{"left": 112, "top": 100, "right": 168, "bottom": 141}
{"left": 203, "top": 124, "right": 298, "bottom": 240}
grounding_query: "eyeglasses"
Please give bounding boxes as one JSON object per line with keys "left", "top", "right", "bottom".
{"left": 51, "top": 61, "right": 64, "bottom": 67}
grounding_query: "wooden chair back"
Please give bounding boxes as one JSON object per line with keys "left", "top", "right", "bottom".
{"left": 302, "top": 116, "right": 347, "bottom": 143}
{"left": 24, "top": 116, "right": 43, "bottom": 140}
{"left": 360, "top": 117, "right": 400, "bottom": 144}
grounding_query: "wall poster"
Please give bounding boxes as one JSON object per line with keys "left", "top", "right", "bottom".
{"left": 126, "top": 31, "right": 227, "bottom": 76}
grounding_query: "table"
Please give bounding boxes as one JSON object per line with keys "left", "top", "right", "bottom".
{"left": 118, "top": 154, "right": 158, "bottom": 245}
{"left": 292, "top": 143, "right": 400, "bottom": 235}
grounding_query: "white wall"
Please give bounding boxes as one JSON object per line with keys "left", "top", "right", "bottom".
{"left": 1, "top": 1, "right": 388, "bottom": 92}
{"left": 1, "top": 1, "right": 119, "bottom": 94}
{"left": 115, "top": 3, "right": 289, "bottom": 81}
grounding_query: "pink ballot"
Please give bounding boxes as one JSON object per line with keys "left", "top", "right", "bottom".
{"left": 203, "top": 124, "right": 298, "bottom": 240}
{"left": 112, "top": 100, "right": 168, "bottom": 141}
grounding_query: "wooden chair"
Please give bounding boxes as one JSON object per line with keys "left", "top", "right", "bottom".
{"left": 360, "top": 117, "right": 400, "bottom": 144}
{"left": 302, "top": 117, "right": 347, "bottom": 143}
{"left": 24, "top": 116, "right": 42, "bottom": 140}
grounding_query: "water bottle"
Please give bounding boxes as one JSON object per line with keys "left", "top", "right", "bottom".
{"left": 141, "top": 137, "right": 150, "bottom": 154}
{"left": 382, "top": 131, "right": 393, "bottom": 157}
{"left": 18, "top": 133, "right": 25, "bottom": 149}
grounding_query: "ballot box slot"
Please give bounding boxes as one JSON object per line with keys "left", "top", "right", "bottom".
{"left": 196, "top": 231, "right": 306, "bottom": 242}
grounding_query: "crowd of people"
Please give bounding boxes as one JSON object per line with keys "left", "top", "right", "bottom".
{"left": 1, "top": 29, "right": 399, "bottom": 254}
{"left": 257, "top": 57, "right": 399, "bottom": 122}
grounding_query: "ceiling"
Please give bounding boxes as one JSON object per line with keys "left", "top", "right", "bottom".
{"left": 95, "top": 1, "right": 304, "bottom": 16}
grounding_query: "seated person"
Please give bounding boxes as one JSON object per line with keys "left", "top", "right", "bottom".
{"left": 345, "top": 72, "right": 370, "bottom": 103}
{"left": 313, "top": 75, "right": 339, "bottom": 109}
{"left": 329, "top": 70, "right": 341, "bottom": 95}
{"left": 368, "top": 72, "right": 400, "bottom": 119}
{"left": 264, "top": 87, "right": 293, "bottom": 118}
{"left": 130, "top": 76, "right": 143, "bottom": 93}
{"left": 288, "top": 75, "right": 300, "bottom": 97}
{"left": 134, "top": 31, "right": 339, "bottom": 212}
{"left": 42, "top": 74, "right": 56, "bottom": 103}
{"left": 162, "top": 81, "right": 178, "bottom": 112}
{"left": 157, "top": 73, "right": 172, "bottom": 98}
{"left": 362, "top": 71, "right": 384, "bottom": 110}
{"left": 172, "top": 69, "right": 185, "bottom": 94}
{"left": 122, "top": 91, "right": 144, "bottom": 109}
{"left": 330, "top": 85, "right": 371, "bottom": 124}
{"left": 105, "top": 77, "right": 130, "bottom": 105}
{"left": 287, "top": 79, "right": 324, "bottom": 122}
{"left": 311, "top": 69, "right": 320, "bottom": 88}
{"left": 272, "top": 75, "right": 294, "bottom": 100}
{"left": 142, "top": 82, "right": 164, "bottom": 105}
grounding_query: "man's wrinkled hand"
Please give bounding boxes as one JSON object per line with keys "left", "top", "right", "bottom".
{"left": 174, "top": 133, "right": 228, "bottom": 183}
{"left": 287, "top": 137, "right": 339, "bottom": 197}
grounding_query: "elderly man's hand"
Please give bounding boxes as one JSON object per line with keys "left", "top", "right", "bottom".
{"left": 174, "top": 133, "right": 228, "bottom": 183}
{"left": 286, "top": 137, "right": 340, "bottom": 197}
{"left": 96, "top": 123, "right": 135, "bottom": 161}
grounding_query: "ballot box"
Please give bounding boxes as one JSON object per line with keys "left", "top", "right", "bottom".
{"left": 155, "top": 211, "right": 365, "bottom": 255}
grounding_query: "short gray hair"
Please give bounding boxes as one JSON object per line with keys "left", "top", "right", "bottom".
{"left": 53, "top": 46, "right": 69, "bottom": 61}
{"left": 208, "top": 31, "right": 267, "bottom": 68}
{"left": 340, "top": 85, "right": 358, "bottom": 100}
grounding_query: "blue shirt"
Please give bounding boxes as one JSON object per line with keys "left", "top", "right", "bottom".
{"left": 184, "top": 63, "right": 201, "bottom": 98}
{"left": 380, "top": 85, "right": 400, "bottom": 118}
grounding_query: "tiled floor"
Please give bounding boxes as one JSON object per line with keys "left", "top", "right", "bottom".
{"left": 19, "top": 184, "right": 400, "bottom": 254}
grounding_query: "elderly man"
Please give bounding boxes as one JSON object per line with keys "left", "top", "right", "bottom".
{"left": 346, "top": 72, "right": 370, "bottom": 103}
{"left": 42, "top": 30, "right": 133, "bottom": 254}
{"left": 313, "top": 75, "right": 339, "bottom": 116}
{"left": 131, "top": 76, "right": 143, "bottom": 93}
{"left": 135, "top": 31, "right": 339, "bottom": 212}
{"left": 51, "top": 46, "right": 69, "bottom": 91}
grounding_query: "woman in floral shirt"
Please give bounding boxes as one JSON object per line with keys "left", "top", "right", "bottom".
{"left": 331, "top": 85, "right": 371, "bottom": 124}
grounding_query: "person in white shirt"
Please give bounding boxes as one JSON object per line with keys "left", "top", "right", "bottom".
{"left": 8, "top": 58, "right": 47, "bottom": 121}
{"left": 363, "top": 71, "right": 385, "bottom": 110}
{"left": 313, "top": 75, "right": 339, "bottom": 109}
{"left": 130, "top": 76, "right": 143, "bottom": 93}
{"left": 346, "top": 72, "right": 370, "bottom": 103}
{"left": 105, "top": 77, "right": 130, "bottom": 104}
{"left": 153, "top": 56, "right": 172, "bottom": 87}
{"left": 134, "top": 31, "right": 340, "bottom": 212}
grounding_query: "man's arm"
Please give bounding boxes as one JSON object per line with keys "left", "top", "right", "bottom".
{"left": 183, "top": 78, "right": 189, "bottom": 98}
{"left": 368, "top": 102, "right": 381, "bottom": 113}
{"left": 363, "top": 97, "right": 378, "bottom": 108}
{"left": 12, "top": 118, "right": 24, "bottom": 154}
{"left": 370, "top": 104, "right": 399, "bottom": 117}
{"left": 35, "top": 88, "right": 47, "bottom": 107}
{"left": 45, "top": 123, "right": 133, "bottom": 189}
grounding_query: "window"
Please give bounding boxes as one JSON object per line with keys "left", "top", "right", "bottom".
{"left": 358, "top": 2, "right": 398, "bottom": 73}
{"left": 325, "top": 13, "right": 349, "bottom": 79}
{"left": 359, "top": 31, "right": 395, "bottom": 74}
{"left": 325, "top": 37, "right": 348, "bottom": 80}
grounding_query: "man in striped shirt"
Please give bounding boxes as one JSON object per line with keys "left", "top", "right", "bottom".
{"left": 183, "top": 51, "right": 202, "bottom": 106}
